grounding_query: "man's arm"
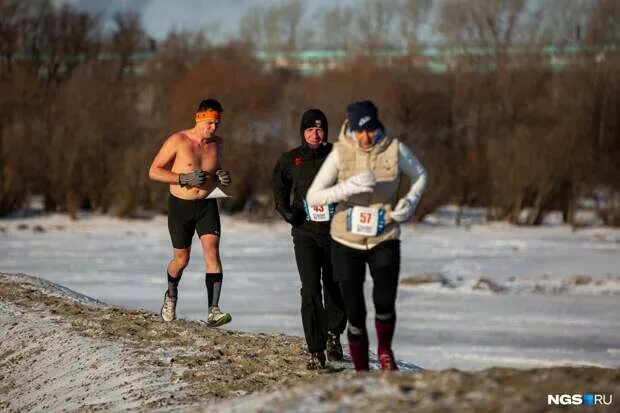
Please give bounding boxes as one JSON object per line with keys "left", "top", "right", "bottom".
{"left": 398, "top": 142, "right": 427, "bottom": 201}
{"left": 148, "top": 135, "right": 181, "bottom": 184}
{"left": 272, "top": 154, "right": 297, "bottom": 223}
{"left": 214, "top": 137, "right": 231, "bottom": 187}
{"left": 306, "top": 148, "right": 375, "bottom": 206}
{"left": 390, "top": 142, "right": 428, "bottom": 223}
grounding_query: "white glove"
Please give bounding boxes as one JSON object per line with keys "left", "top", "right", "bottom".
{"left": 307, "top": 171, "right": 376, "bottom": 206}
{"left": 391, "top": 195, "right": 420, "bottom": 222}
{"left": 341, "top": 171, "right": 376, "bottom": 199}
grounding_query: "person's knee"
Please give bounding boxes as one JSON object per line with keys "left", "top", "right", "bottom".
{"left": 204, "top": 249, "right": 220, "bottom": 266}
{"left": 345, "top": 305, "right": 366, "bottom": 329}
{"left": 347, "top": 323, "right": 366, "bottom": 336}
{"left": 373, "top": 284, "right": 396, "bottom": 314}
{"left": 172, "top": 251, "right": 190, "bottom": 269}
{"left": 375, "top": 310, "right": 396, "bottom": 323}
{"left": 201, "top": 233, "right": 220, "bottom": 246}
{"left": 339, "top": 280, "right": 366, "bottom": 326}
{"left": 373, "top": 294, "right": 396, "bottom": 316}
{"left": 201, "top": 236, "right": 220, "bottom": 257}
{"left": 300, "top": 278, "right": 321, "bottom": 299}
{"left": 372, "top": 271, "right": 398, "bottom": 313}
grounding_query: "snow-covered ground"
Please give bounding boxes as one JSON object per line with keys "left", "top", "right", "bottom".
{"left": 1, "top": 212, "right": 619, "bottom": 371}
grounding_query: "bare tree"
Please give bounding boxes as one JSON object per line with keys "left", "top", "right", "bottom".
{"left": 1, "top": 0, "right": 619, "bottom": 225}
{"left": 586, "top": 0, "right": 620, "bottom": 43}
{"left": 239, "top": 0, "right": 306, "bottom": 51}
{"left": 111, "top": 10, "right": 144, "bottom": 80}
{"left": 356, "top": 0, "right": 399, "bottom": 50}
{"left": 536, "top": 0, "right": 588, "bottom": 43}
{"left": 319, "top": 6, "right": 355, "bottom": 50}
{"left": 239, "top": 5, "right": 266, "bottom": 49}
{"left": 439, "top": 0, "right": 531, "bottom": 48}
{"left": 280, "top": 0, "right": 304, "bottom": 51}
{"left": 16, "top": 1, "right": 100, "bottom": 85}
{"left": 0, "top": 0, "right": 28, "bottom": 76}
{"left": 398, "top": 0, "right": 433, "bottom": 50}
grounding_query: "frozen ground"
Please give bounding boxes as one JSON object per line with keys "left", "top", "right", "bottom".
{"left": 1, "top": 211, "right": 619, "bottom": 371}
{"left": 4, "top": 273, "right": 617, "bottom": 413}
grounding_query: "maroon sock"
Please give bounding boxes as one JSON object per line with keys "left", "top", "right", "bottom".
{"left": 347, "top": 332, "right": 369, "bottom": 371}
{"left": 375, "top": 317, "right": 396, "bottom": 353}
{"left": 375, "top": 317, "right": 398, "bottom": 371}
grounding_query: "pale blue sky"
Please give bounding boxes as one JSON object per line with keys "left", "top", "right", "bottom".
{"left": 55, "top": 1, "right": 570, "bottom": 47}
{"left": 60, "top": 0, "right": 360, "bottom": 40}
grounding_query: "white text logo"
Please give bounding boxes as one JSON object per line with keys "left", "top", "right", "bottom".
{"left": 547, "top": 394, "right": 613, "bottom": 406}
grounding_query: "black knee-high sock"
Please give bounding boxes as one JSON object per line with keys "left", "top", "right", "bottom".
{"left": 167, "top": 272, "right": 182, "bottom": 299}
{"left": 205, "top": 272, "right": 223, "bottom": 309}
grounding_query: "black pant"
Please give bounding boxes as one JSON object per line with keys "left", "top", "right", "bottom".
{"left": 331, "top": 239, "right": 400, "bottom": 332}
{"left": 293, "top": 229, "right": 347, "bottom": 353}
{"left": 168, "top": 195, "right": 221, "bottom": 248}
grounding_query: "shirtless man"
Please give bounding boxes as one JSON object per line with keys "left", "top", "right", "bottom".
{"left": 148, "top": 98, "right": 232, "bottom": 326}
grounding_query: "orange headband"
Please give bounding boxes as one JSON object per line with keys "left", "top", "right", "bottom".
{"left": 195, "top": 109, "right": 222, "bottom": 122}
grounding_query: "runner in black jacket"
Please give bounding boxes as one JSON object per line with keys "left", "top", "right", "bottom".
{"left": 272, "top": 109, "right": 347, "bottom": 370}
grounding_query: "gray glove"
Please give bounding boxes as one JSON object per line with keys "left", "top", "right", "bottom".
{"left": 178, "top": 170, "right": 207, "bottom": 187}
{"left": 391, "top": 194, "right": 420, "bottom": 222}
{"left": 215, "top": 169, "right": 231, "bottom": 186}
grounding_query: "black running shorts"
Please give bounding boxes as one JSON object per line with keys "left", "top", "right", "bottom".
{"left": 168, "top": 194, "right": 221, "bottom": 249}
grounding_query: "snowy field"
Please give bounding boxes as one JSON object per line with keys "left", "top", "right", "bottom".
{"left": 1, "top": 211, "right": 619, "bottom": 371}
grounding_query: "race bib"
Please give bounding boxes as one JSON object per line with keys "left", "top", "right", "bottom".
{"left": 303, "top": 201, "right": 335, "bottom": 222}
{"left": 346, "top": 206, "right": 386, "bottom": 236}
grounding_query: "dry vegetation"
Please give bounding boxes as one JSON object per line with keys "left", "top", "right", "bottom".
{"left": 0, "top": 0, "right": 618, "bottom": 225}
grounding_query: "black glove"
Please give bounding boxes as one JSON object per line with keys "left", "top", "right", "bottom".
{"left": 281, "top": 209, "right": 305, "bottom": 225}
{"left": 215, "top": 169, "right": 231, "bottom": 187}
{"left": 178, "top": 170, "right": 207, "bottom": 187}
{"left": 281, "top": 210, "right": 296, "bottom": 224}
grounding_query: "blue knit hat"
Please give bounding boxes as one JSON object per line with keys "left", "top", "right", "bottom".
{"left": 346, "top": 100, "right": 381, "bottom": 132}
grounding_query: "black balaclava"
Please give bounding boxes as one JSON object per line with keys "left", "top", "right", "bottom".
{"left": 299, "top": 108, "right": 329, "bottom": 146}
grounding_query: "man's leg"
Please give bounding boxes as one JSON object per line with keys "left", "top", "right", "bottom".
{"left": 199, "top": 233, "right": 231, "bottom": 326}
{"left": 194, "top": 198, "right": 230, "bottom": 325}
{"left": 200, "top": 233, "right": 223, "bottom": 306}
{"left": 160, "top": 248, "right": 190, "bottom": 322}
{"left": 318, "top": 235, "right": 346, "bottom": 361}
{"left": 167, "top": 247, "right": 191, "bottom": 299}
{"left": 368, "top": 240, "right": 400, "bottom": 371}
{"left": 164, "top": 195, "right": 195, "bottom": 321}
{"left": 293, "top": 231, "right": 327, "bottom": 369}
{"left": 332, "top": 241, "right": 369, "bottom": 371}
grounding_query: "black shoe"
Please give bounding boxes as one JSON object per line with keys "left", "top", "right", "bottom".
{"left": 306, "top": 352, "right": 326, "bottom": 370}
{"left": 326, "top": 332, "right": 344, "bottom": 362}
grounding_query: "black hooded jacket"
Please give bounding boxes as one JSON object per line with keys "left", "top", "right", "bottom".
{"left": 272, "top": 109, "right": 332, "bottom": 235}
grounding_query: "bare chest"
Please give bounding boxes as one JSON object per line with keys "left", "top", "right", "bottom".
{"left": 173, "top": 140, "right": 221, "bottom": 174}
